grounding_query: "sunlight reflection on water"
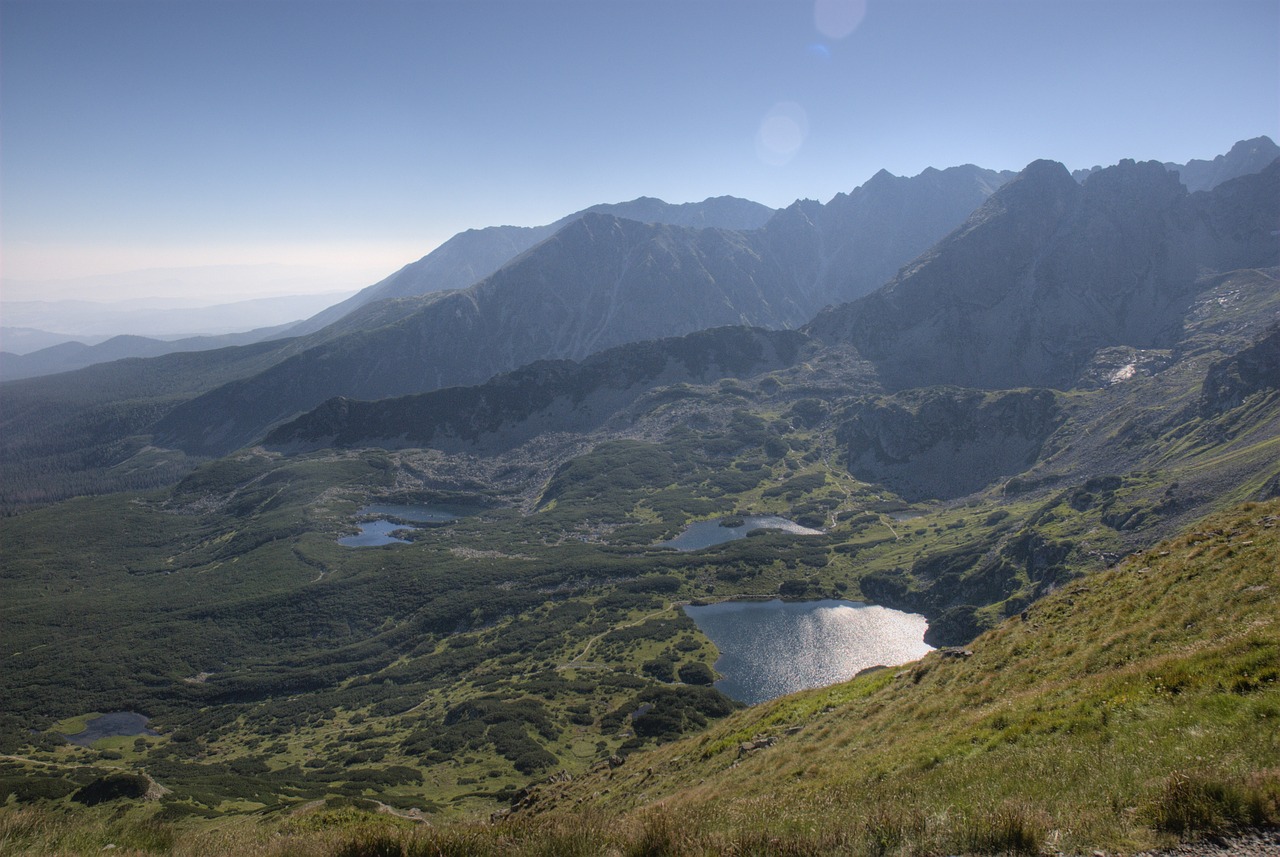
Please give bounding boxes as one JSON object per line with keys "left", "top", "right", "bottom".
{"left": 684, "top": 599, "right": 932, "bottom": 705}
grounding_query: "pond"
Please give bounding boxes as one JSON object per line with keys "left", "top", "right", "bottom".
{"left": 63, "top": 712, "right": 157, "bottom": 746}
{"left": 339, "top": 519, "right": 415, "bottom": 547}
{"left": 338, "top": 503, "right": 462, "bottom": 547}
{"left": 362, "top": 503, "right": 459, "bottom": 524}
{"left": 656, "top": 515, "right": 822, "bottom": 551}
{"left": 683, "top": 599, "right": 932, "bottom": 704}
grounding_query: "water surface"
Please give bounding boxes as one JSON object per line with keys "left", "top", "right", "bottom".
{"left": 683, "top": 599, "right": 931, "bottom": 704}
{"left": 63, "top": 712, "right": 157, "bottom": 746}
{"left": 657, "top": 516, "right": 822, "bottom": 551}
{"left": 362, "top": 503, "right": 458, "bottom": 523}
{"left": 339, "top": 503, "right": 462, "bottom": 547}
{"left": 339, "top": 519, "right": 414, "bottom": 547}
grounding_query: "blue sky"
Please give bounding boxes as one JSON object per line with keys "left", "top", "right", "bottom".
{"left": 2, "top": 0, "right": 1277, "bottom": 297}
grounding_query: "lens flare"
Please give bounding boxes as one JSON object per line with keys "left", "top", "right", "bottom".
{"left": 755, "top": 101, "right": 809, "bottom": 166}
{"left": 814, "top": 0, "right": 867, "bottom": 40}
{"left": 807, "top": 43, "right": 832, "bottom": 61}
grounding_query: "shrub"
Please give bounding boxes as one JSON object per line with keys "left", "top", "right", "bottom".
{"left": 779, "top": 579, "right": 811, "bottom": 597}
{"left": 643, "top": 657, "right": 676, "bottom": 682}
{"left": 677, "top": 662, "right": 715, "bottom": 686}
{"left": 71, "top": 773, "right": 151, "bottom": 805}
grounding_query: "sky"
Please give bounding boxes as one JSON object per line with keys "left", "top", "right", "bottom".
{"left": 2, "top": 0, "right": 1277, "bottom": 302}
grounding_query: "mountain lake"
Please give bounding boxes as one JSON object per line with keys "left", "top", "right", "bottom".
{"left": 683, "top": 599, "right": 932, "bottom": 704}
{"left": 339, "top": 503, "right": 463, "bottom": 547}
{"left": 63, "top": 712, "right": 157, "bottom": 746}
{"left": 656, "top": 515, "right": 823, "bottom": 551}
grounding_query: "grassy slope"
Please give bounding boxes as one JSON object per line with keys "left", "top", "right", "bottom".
{"left": 2, "top": 500, "right": 1276, "bottom": 855}
{"left": 513, "top": 500, "right": 1280, "bottom": 855}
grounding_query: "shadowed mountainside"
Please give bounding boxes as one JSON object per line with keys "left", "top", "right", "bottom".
{"left": 806, "top": 158, "right": 1280, "bottom": 390}
{"left": 291, "top": 196, "right": 779, "bottom": 336}
{"left": 155, "top": 166, "right": 1018, "bottom": 456}
{"left": 264, "top": 326, "right": 810, "bottom": 454}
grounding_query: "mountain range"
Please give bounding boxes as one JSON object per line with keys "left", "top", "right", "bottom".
{"left": 3, "top": 140, "right": 1276, "bottom": 514}
{"left": 808, "top": 157, "right": 1280, "bottom": 390}
{"left": 2, "top": 137, "right": 1279, "bottom": 852}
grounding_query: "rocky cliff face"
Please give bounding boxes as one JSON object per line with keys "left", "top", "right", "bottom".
{"left": 752, "top": 164, "right": 1013, "bottom": 310}
{"left": 1166, "top": 135, "right": 1280, "bottom": 192}
{"left": 1200, "top": 324, "right": 1280, "bottom": 416}
{"left": 837, "top": 388, "right": 1063, "bottom": 501}
{"left": 807, "top": 158, "right": 1280, "bottom": 391}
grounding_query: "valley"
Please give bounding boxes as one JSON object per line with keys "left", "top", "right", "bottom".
{"left": 0, "top": 143, "right": 1278, "bottom": 856}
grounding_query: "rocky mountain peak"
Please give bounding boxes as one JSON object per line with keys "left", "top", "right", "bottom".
{"left": 805, "top": 158, "right": 1277, "bottom": 392}
{"left": 1081, "top": 158, "right": 1186, "bottom": 208}
{"left": 1167, "top": 135, "right": 1280, "bottom": 192}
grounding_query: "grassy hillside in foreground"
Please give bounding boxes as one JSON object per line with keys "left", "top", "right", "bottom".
{"left": 1, "top": 500, "right": 1276, "bottom": 856}
{"left": 518, "top": 500, "right": 1280, "bottom": 855}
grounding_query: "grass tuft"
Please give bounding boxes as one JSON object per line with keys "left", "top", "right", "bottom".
{"left": 336, "top": 833, "right": 405, "bottom": 857}
{"left": 1145, "top": 769, "right": 1280, "bottom": 835}
{"left": 955, "top": 802, "right": 1044, "bottom": 855}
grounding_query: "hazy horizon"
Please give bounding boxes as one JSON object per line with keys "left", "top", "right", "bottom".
{"left": 3, "top": 0, "right": 1277, "bottom": 302}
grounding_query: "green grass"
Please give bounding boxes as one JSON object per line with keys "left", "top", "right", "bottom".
{"left": 513, "top": 500, "right": 1280, "bottom": 854}
{"left": 4, "top": 502, "right": 1275, "bottom": 854}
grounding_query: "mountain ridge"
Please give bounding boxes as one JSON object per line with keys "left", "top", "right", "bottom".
{"left": 290, "top": 195, "right": 779, "bottom": 336}
{"left": 151, "top": 165, "right": 1021, "bottom": 456}
{"left": 806, "top": 157, "right": 1280, "bottom": 390}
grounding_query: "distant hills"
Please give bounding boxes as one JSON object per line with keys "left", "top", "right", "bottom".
{"left": 289, "top": 195, "right": 780, "bottom": 336}
{"left": 154, "top": 165, "right": 1016, "bottom": 455}
{"left": 0, "top": 290, "right": 353, "bottom": 381}
{"left": 0, "top": 325, "right": 295, "bottom": 382}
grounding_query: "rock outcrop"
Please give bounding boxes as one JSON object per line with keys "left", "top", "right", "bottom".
{"left": 837, "top": 388, "right": 1063, "bottom": 501}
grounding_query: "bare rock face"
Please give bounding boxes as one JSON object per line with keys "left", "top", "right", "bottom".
{"left": 837, "top": 388, "right": 1063, "bottom": 501}
{"left": 1200, "top": 324, "right": 1280, "bottom": 416}
{"left": 1166, "top": 135, "right": 1280, "bottom": 192}
{"left": 754, "top": 164, "right": 1014, "bottom": 307}
{"left": 807, "top": 158, "right": 1280, "bottom": 392}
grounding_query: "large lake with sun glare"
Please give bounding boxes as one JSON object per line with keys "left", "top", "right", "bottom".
{"left": 683, "top": 599, "right": 932, "bottom": 705}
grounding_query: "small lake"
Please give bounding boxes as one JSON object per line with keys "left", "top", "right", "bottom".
{"left": 683, "top": 599, "right": 932, "bottom": 704}
{"left": 63, "top": 712, "right": 157, "bottom": 746}
{"left": 362, "top": 503, "right": 459, "bottom": 524}
{"left": 339, "top": 503, "right": 461, "bottom": 547}
{"left": 656, "top": 516, "right": 823, "bottom": 551}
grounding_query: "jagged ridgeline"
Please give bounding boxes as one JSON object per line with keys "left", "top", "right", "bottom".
{"left": 1, "top": 141, "right": 1278, "bottom": 853}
